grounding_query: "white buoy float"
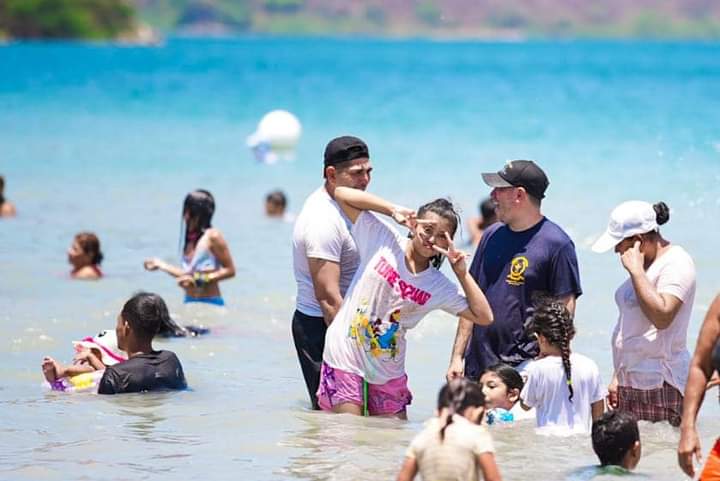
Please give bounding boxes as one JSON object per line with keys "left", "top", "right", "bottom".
{"left": 247, "top": 110, "right": 302, "bottom": 164}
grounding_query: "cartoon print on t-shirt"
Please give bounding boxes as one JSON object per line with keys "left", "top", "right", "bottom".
{"left": 506, "top": 255, "right": 529, "bottom": 286}
{"left": 349, "top": 301, "right": 402, "bottom": 360}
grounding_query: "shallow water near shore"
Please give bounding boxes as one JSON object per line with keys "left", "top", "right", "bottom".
{"left": 1, "top": 38, "right": 720, "bottom": 480}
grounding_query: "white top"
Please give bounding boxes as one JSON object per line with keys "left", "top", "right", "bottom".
{"left": 323, "top": 211, "right": 468, "bottom": 384}
{"left": 406, "top": 415, "right": 494, "bottom": 481}
{"left": 292, "top": 187, "right": 360, "bottom": 317}
{"left": 520, "top": 353, "right": 605, "bottom": 435}
{"left": 612, "top": 245, "right": 696, "bottom": 392}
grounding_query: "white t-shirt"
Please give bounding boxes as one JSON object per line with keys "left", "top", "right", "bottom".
{"left": 292, "top": 187, "right": 360, "bottom": 317}
{"left": 612, "top": 245, "right": 696, "bottom": 392}
{"left": 406, "top": 415, "right": 494, "bottom": 481}
{"left": 520, "top": 353, "right": 605, "bottom": 435}
{"left": 323, "top": 211, "right": 468, "bottom": 384}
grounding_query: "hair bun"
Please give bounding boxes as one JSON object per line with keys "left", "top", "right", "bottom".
{"left": 653, "top": 202, "right": 670, "bottom": 226}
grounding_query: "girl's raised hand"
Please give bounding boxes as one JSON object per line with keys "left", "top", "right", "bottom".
{"left": 391, "top": 206, "right": 418, "bottom": 229}
{"left": 433, "top": 232, "right": 469, "bottom": 274}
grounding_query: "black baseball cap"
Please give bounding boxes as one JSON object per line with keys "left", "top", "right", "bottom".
{"left": 324, "top": 136, "right": 369, "bottom": 167}
{"left": 481, "top": 160, "right": 549, "bottom": 199}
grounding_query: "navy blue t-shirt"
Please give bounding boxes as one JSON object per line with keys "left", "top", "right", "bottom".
{"left": 464, "top": 218, "right": 582, "bottom": 379}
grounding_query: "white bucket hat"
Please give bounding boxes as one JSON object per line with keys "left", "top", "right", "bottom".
{"left": 591, "top": 200, "right": 658, "bottom": 253}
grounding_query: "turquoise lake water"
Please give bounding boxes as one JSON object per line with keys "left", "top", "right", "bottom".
{"left": 1, "top": 38, "right": 719, "bottom": 480}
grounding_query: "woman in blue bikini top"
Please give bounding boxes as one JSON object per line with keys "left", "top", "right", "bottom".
{"left": 144, "top": 189, "right": 236, "bottom": 306}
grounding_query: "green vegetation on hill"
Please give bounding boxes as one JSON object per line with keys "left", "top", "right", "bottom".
{"left": 0, "top": 0, "right": 136, "bottom": 39}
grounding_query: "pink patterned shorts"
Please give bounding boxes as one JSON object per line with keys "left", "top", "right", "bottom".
{"left": 317, "top": 362, "right": 412, "bottom": 416}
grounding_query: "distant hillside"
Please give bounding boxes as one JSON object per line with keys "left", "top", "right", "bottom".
{"left": 136, "top": 0, "right": 720, "bottom": 38}
{"left": 0, "top": 0, "right": 140, "bottom": 40}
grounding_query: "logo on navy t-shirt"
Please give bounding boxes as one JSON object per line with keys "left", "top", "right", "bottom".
{"left": 506, "top": 255, "right": 529, "bottom": 286}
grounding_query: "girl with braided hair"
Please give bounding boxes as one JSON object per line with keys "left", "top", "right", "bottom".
{"left": 397, "top": 379, "right": 502, "bottom": 481}
{"left": 520, "top": 298, "right": 605, "bottom": 435}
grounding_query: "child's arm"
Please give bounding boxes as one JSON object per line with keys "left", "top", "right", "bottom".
{"left": 75, "top": 350, "right": 106, "bottom": 371}
{"left": 62, "top": 363, "right": 96, "bottom": 377}
{"left": 334, "top": 187, "right": 414, "bottom": 226}
{"left": 144, "top": 258, "right": 185, "bottom": 278}
{"left": 591, "top": 400, "right": 605, "bottom": 421}
{"left": 477, "top": 452, "right": 503, "bottom": 481}
{"left": 396, "top": 457, "right": 418, "bottom": 481}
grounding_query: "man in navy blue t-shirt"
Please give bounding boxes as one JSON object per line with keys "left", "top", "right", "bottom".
{"left": 447, "top": 160, "right": 582, "bottom": 381}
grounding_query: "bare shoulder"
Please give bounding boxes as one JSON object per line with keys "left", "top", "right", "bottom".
{"left": 72, "top": 266, "right": 101, "bottom": 280}
{"left": 206, "top": 228, "right": 226, "bottom": 244}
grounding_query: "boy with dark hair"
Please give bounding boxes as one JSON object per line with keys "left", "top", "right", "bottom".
{"left": 592, "top": 411, "right": 642, "bottom": 471}
{"left": 98, "top": 292, "right": 187, "bottom": 394}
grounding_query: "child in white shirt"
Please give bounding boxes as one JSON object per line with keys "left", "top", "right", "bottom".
{"left": 520, "top": 299, "right": 606, "bottom": 435}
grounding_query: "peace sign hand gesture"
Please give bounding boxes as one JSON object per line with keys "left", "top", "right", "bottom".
{"left": 391, "top": 206, "right": 419, "bottom": 230}
{"left": 432, "top": 232, "right": 470, "bottom": 275}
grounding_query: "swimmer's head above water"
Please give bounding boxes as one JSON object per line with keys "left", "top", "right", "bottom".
{"left": 117, "top": 292, "right": 168, "bottom": 350}
{"left": 68, "top": 232, "right": 103, "bottom": 279}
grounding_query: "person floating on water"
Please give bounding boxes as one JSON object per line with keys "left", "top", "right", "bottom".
{"left": 42, "top": 330, "right": 127, "bottom": 390}
{"left": 396, "top": 379, "right": 502, "bottom": 481}
{"left": 0, "top": 175, "right": 17, "bottom": 218}
{"left": 144, "top": 189, "right": 235, "bottom": 306}
{"left": 97, "top": 292, "right": 187, "bottom": 394}
{"left": 68, "top": 232, "right": 103, "bottom": 280}
{"left": 592, "top": 200, "right": 695, "bottom": 427}
{"left": 317, "top": 187, "right": 493, "bottom": 418}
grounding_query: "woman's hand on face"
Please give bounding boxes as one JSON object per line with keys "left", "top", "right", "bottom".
{"left": 144, "top": 258, "right": 161, "bottom": 271}
{"left": 620, "top": 240, "right": 645, "bottom": 275}
{"left": 433, "top": 232, "right": 469, "bottom": 274}
{"left": 177, "top": 274, "right": 195, "bottom": 289}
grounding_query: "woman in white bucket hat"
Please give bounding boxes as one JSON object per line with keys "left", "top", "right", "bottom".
{"left": 592, "top": 200, "right": 696, "bottom": 427}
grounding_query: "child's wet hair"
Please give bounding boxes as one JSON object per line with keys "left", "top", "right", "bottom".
{"left": 526, "top": 297, "right": 576, "bottom": 401}
{"left": 592, "top": 411, "right": 640, "bottom": 466}
{"left": 483, "top": 363, "right": 524, "bottom": 392}
{"left": 417, "top": 198, "right": 461, "bottom": 269}
{"left": 437, "top": 378, "right": 485, "bottom": 441}
{"left": 121, "top": 292, "right": 168, "bottom": 341}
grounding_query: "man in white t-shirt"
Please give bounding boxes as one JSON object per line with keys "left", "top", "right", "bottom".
{"left": 291, "top": 136, "right": 372, "bottom": 409}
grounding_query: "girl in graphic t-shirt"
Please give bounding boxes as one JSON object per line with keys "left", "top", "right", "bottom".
{"left": 520, "top": 299, "right": 605, "bottom": 435}
{"left": 317, "top": 187, "right": 493, "bottom": 418}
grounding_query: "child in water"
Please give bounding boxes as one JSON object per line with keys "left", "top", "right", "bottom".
{"left": 480, "top": 363, "right": 524, "bottom": 425}
{"left": 397, "top": 379, "right": 502, "bottom": 481}
{"left": 592, "top": 411, "right": 641, "bottom": 474}
{"left": 41, "top": 330, "right": 126, "bottom": 388}
{"left": 520, "top": 299, "right": 605, "bottom": 434}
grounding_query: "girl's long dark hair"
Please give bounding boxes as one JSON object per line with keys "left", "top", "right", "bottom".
{"left": 181, "top": 189, "right": 215, "bottom": 252}
{"left": 417, "top": 198, "right": 461, "bottom": 269}
{"left": 526, "top": 298, "right": 576, "bottom": 402}
{"left": 437, "top": 379, "right": 485, "bottom": 441}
